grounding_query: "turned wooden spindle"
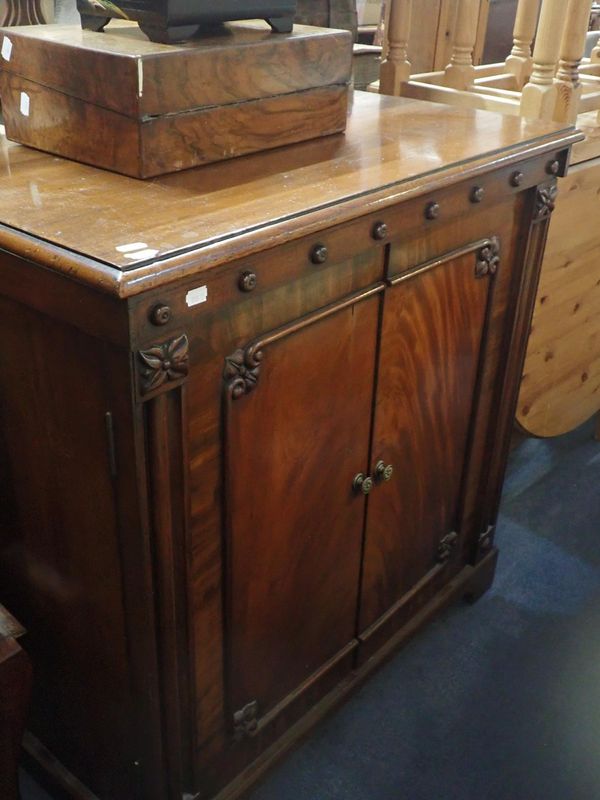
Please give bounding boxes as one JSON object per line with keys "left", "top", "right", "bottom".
{"left": 444, "top": 0, "right": 480, "bottom": 91}
{"left": 520, "top": 0, "right": 564, "bottom": 120}
{"left": 553, "top": 0, "right": 593, "bottom": 123}
{"left": 0, "top": 0, "right": 53, "bottom": 25}
{"left": 504, "top": 0, "right": 542, "bottom": 87}
{"left": 379, "top": 0, "right": 413, "bottom": 96}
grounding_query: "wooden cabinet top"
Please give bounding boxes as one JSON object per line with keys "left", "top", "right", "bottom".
{"left": 0, "top": 91, "right": 580, "bottom": 297}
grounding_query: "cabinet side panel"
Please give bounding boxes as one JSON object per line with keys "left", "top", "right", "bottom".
{"left": 0, "top": 296, "right": 140, "bottom": 798}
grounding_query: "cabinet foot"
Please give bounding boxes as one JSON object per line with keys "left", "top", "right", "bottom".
{"left": 463, "top": 548, "right": 499, "bottom": 605}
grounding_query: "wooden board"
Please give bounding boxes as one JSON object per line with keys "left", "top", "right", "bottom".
{"left": 0, "top": 73, "right": 348, "bottom": 179}
{"left": 0, "top": 22, "right": 351, "bottom": 177}
{"left": 0, "top": 92, "right": 579, "bottom": 289}
{"left": 517, "top": 156, "right": 600, "bottom": 436}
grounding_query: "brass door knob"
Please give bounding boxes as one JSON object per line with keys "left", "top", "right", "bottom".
{"left": 353, "top": 473, "right": 373, "bottom": 495}
{"left": 374, "top": 460, "right": 393, "bottom": 481}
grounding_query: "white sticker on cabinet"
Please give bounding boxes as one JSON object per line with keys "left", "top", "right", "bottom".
{"left": 116, "top": 242, "right": 148, "bottom": 253}
{"left": 20, "top": 92, "right": 30, "bottom": 117}
{"left": 1, "top": 37, "right": 12, "bottom": 61}
{"left": 186, "top": 286, "right": 208, "bottom": 307}
{"left": 123, "top": 248, "right": 159, "bottom": 260}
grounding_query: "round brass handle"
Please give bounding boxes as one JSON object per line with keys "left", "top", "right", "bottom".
{"left": 372, "top": 221, "right": 388, "bottom": 241}
{"left": 310, "top": 244, "right": 328, "bottom": 264}
{"left": 239, "top": 271, "right": 257, "bottom": 292}
{"left": 353, "top": 473, "right": 373, "bottom": 495}
{"left": 375, "top": 460, "right": 394, "bottom": 481}
{"left": 510, "top": 171, "right": 524, "bottom": 187}
{"left": 425, "top": 202, "right": 440, "bottom": 220}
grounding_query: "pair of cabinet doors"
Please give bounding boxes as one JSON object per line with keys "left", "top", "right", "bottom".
{"left": 221, "top": 239, "right": 496, "bottom": 731}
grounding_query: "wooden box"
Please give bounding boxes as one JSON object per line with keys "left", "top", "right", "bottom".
{"left": 0, "top": 21, "right": 352, "bottom": 178}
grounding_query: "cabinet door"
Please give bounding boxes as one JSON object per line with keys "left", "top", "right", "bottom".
{"left": 224, "top": 290, "right": 380, "bottom": 732}
{"left": 358, "top": 243, "right": 496, "bottom": 633}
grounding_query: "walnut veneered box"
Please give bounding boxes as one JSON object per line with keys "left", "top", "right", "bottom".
{"left": 0, "top": 21, "right": 352, "bottom": 178}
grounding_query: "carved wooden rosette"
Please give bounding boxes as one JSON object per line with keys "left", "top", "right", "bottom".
{"left": 136, "top": 332, "right": 193, "bottom": 793}
{"left": 436, "top": 531, "right": 458, "bottom": 563}
{"left": 476, "top": 525, "right": 494, "bottom": 561}
{"left": 223, "top": 347, "right": 263, "bottom": 400}
{"left": 534, "top": 181, "right": 558, "bottom": 220}
{"left": 138, "top": 334, "right": 189, "bottom": 399}
{"left": 233, "top": 700, "right": 259, "bottom": 741}
{"left": 475, "top": 237, "right": 501, "bottom": 278}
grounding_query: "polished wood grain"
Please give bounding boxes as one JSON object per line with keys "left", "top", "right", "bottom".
{"left": 225, "top": 293, "right": 379, "bottom": 724}
{"left": 0, "top": 22, "right": 351, "bottom": 178}
{"left": 0, "top": 91, "right": 576, "bottom": 800}
{"left": 0, "top": 22, "right": 351, "bottom": 116}
{"left": 295, "top": 0, "right": 358, "bottom": 37}
{"left": 0, "top": 93, "right": 580, "bottom": 294}
{"left": 359, "top": 244, "right": 493, "bottom": 631}
{"left": 0, "top": 294, "right": 165, "bottom": 799}
{"left": 1, "top": 72, "right": 348, "bottom": 179}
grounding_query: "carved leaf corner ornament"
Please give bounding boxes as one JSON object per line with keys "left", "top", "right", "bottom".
{"left": 436, "top": 531, "right": 458, "bottom": 564}
{"left": 224, "top": 347, "right": 263, "bottom": 399}
{"left": 535, "top": 183, "right": 558, "bottom": 221}
{"left": 475, "top": 237, "right": 500, "bottom": 278}
{"left": 139, "top": 334, "right": 189, "bottom": 396}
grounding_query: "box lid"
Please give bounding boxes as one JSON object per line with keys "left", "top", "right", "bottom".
{"left": 0, "top": 21, "right": 352, "bottom": 118}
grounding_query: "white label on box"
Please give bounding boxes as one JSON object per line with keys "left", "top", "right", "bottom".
{"left": 20, "top": 92, "right": 30, "bottom": 117}
{"left": 1, "top": 36, "right": 12, "bottom": 61}
{"left": 186, "top": 286, "right": 208, "bottom": 307}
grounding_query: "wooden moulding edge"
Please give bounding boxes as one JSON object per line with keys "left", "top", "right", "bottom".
{"left": 0, "top": 132, "right": 582, "bottom": 299}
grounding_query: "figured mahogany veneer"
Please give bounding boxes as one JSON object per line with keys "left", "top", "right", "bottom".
{"left": 0, "top": 92, "right": 580, "bottom": 800}
{"left": 0, "top": 22, "right": 351, "bottom": 178}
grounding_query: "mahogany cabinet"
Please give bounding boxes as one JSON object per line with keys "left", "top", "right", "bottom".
{"left": 0, "top": 92, "right": 580, "bottom": 799}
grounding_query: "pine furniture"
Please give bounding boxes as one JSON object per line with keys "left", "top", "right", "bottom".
{"left": 0, "top": 91, "right": 580, "bottom": 799}
{"left": 377, "top": 0, "right": 600, "bottom": 438}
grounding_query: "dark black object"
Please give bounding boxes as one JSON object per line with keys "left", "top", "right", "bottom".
{"left": 78, "top": 0, "right": 297, "bottom": 43}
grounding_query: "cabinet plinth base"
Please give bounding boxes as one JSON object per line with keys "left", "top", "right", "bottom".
{"left": 24, "top": 550, "right": 498, "bottom": 800}
{"left": 212, "top": 549, "right": 499, "bottom": 800}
